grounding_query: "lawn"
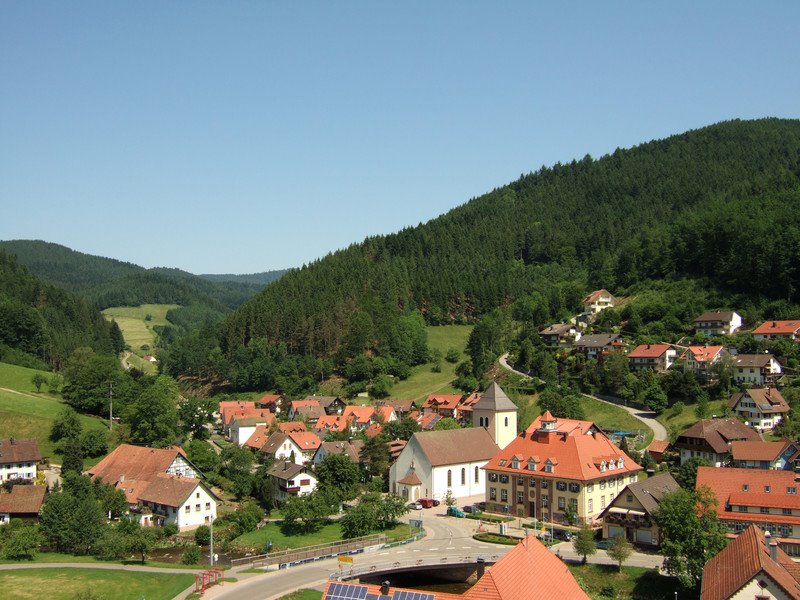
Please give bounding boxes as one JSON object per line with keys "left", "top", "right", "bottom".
{"left": 388, "top": 325, "right": 472, "bottom": 402}
{"left": 0, "top": 363, "right": 112, "bottom": 463}
{"left": 232, "top": 521, "right": 414, "bottom": 551}
{"left": 278, "top": 591, "right": 323, "bottom": 600}
{"left": 567, "top": 563, "right": 687, "bottom": 600}
{"left": 102, "top": 303, "right": 179, "bottom": 359}
{"left": 0, "top": 568, "right": 196, "bottom": 600}
{"left": 0, "top": 361, "right": 57, "bottom": 394}
{"left": 656, "top": 398, "right": 727, "bottom": 441}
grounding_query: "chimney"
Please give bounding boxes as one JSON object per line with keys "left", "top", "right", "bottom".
{"left": 476, "top": 557, "right": 486, "bottom": 579}
{"left": 770, "top": 541, "right": 778, "bottom": 562}
{"left": 119, "top": 474, "right": 125, "bottom": 483}
{"left": 380, "top": 581, "right": 390, "bottom": 596}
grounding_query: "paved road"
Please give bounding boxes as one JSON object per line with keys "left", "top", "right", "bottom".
{"left": 498, "top": 353, "right": 667, "bottom": 443}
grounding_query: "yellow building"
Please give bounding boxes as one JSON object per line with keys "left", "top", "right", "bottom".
{"left": 600, "top": 472, "right": 679, "bottom": 546}
{"left": 482, "top": 411, "right": 641, "bottom": 523}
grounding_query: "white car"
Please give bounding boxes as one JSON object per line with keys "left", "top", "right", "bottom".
{"left": 407, "top": 502, "right": 423, "bottom": 510}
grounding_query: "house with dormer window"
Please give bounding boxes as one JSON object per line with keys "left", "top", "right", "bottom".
{"left": 482, "top": 411, "right": 641, "bottom": 523}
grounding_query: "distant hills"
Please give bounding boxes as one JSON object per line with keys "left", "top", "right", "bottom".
{"left": 0, "top": 240, "right": 287, "bottom": 311}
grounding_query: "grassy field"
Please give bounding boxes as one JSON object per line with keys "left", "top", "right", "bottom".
{"left": 232, "top": 521, "right": 414, "bottom": 551}
{"left": 278, "top": 591, "right": 323, "bottom": 600}
{"left": 567, "top": 563, "right": 686, "bottom": 599}
{"left": 387, "top": 325, "right": 472, "bottom": 401}
{"left": 0, "top": 362, "right": 111, "bottom": 462}
{"left": 0, "top": 568, "right": 196, "bottom": 600}
{"left": 656, "top": 398, "right": 728, "bottom": 441}
{"left": 102, "top": 303, "right": 179, "bottom": 361}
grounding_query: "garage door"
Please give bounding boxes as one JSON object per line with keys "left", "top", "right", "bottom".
{"left": 636, "top": 530, "right": 653, "bottom": 545}
{"left": 607, "top": 526, "right": 624, "bottom": 539}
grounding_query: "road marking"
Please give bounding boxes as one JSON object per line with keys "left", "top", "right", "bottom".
{"left": 461, "top": 546, "right": 471, "bottom": 549}
{"left": 397, "top": 551, "right": 406, "bottom": 554}
{"left": 478, "top": 545, "right": 489, "bottom": 548}
{"left": 378, "top": 552, "right": 388, "bottom": 556}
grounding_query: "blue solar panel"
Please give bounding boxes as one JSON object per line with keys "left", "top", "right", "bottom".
{"left": 391, "top": 592, "right": 434, "bottom": 600}
{"left": 325, "top": 583, "right": 370, "bottom": 600}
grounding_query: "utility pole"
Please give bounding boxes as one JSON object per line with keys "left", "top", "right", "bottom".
{"left": 209, "top": 516, "right": 214, "bottom": 566}
{"left": 108, "top": 381, "right": 114, "bottom": 431}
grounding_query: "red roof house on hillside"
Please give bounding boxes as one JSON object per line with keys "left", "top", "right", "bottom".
{"left": 628, "top": 343, "right": 677, "bottom": 372}
{"left": 754, "top": 320, "right": 800, "bottom": 341}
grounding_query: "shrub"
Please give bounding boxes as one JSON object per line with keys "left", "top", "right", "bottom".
{"left": 182, "top": 545, "right": 201, "bottom": 565}
{"left": 445, "top": 348, "right": 460, "bottom": 363}
{"left": 162, "top": 524, "right": 178, "bottom": 538}
{"left": 671, "top": 401, "right": 685, "bottom": 416}
{"left": 194, "top": 525, "right": 211, "bottom": 546}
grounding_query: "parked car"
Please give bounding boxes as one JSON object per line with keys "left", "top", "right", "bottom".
{"left": 595, "top": 539, "right": 611, "bottom": 550}
{"left": 463, "top": 505, "right": 479, "bottom": 514}
{"left": 418, "top": 498, "right": 434, "bottom": 508}
{"left": 447, "top": 506, "right": 465, "bottom": 518}
{"left": 474, "top": 501, "right": 486, "bottom": 511}
{"left": 432, "top": 499, "right": 441, "bottom": 506}
{"left": 554, "top": 529, "right": 573, "bottom": 541}
{"left": 408, "top": 502, "right": 423, "bottom": 510}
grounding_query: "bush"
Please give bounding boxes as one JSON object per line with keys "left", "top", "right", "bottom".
{"left": 194, "top": 525, "right": 211, "bottom": 546}
{"left": 671, "top": 401, "right": 685, "bottom": 416}
{"left": 162, "top": 524, "right": 178, "bottom": 538}
{"left": 182, "top": 545, "right": 201, "bottom": 565}
{"left": 445, "top": 348, "right": 460, "bottom": 363}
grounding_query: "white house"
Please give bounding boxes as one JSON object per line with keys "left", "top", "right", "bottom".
{"left": 260, "top": 432, "right": 322, "bottom": 465}
{"left": 0, "top": 439, "right": 40, "bottom": 483}
{"left": 733, "top": 354, "right": 782, "bottom": 386}
{"left": 389, "top": 428, "right": 499, "bottom": 502}
{"left": 138, "top": 474, "right": 218, "bottom": 531}
{"left": 267, "top": 461, "right": 318, "bottom": 502}
{"left": 230, "top": 413, "right": 275, "bottom": 446}
{"left": 693, "top": 311, "right": 742, "bottom": 336}
{"left": 582, "top": 289, "right": 616, "bottom": 317}
{"left": 728, "top": 387, "right": 790, "bottom": 432}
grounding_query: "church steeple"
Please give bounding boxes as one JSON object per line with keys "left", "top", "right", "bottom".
{"left": 472, "top": 382, "right": 518, "bottom": 450}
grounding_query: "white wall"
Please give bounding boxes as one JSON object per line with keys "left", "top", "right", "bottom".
{"left": 430, "top": 462, "right": 488, "bottom": 500}
{"left": 167, "top": 455, "right": 198, "bottom": 478}
{"left": 0, "top": 462, "right": 37, "bottom": 482}
{"left": 176, "top": 484, "right": 218, "bottom": 530}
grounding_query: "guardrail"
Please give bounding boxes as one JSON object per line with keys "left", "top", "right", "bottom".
{"left": 230, "top": 534, "right": 386, "bottom": 568}
{"left": 332, "top": 553, "right": 502, "bottom": 580}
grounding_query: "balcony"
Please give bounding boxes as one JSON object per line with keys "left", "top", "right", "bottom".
{"left": 604, "top": 508, "right": 652, "bottom": 529}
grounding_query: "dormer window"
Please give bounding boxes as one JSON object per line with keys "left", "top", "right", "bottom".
{"left": 544, "top": 460, "right": 554, "bottom": 473}
{"left": 618, "top": 458, "right": 624, "bottom": 469}
{"left": 499, "top": 459, "right": 507, "bottom": 467}
{"left": 511, "top": 459, "right": 519, "bottom": 469}
{"left": 527, "top": 459, "right": 536, "bottom": 471}
{"left": 742, "top": 484, "right": 749, "bottom": 492}
{"left": 609, "top": 461, "right": 616, "bottom": 471}
{"left": 764, "top": 485, "right": 771, "bottom": 493}
{"left": 599, "top": 461, "right": 607, "bottom": 473}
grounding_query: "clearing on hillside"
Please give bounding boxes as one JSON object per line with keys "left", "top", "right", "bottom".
{"left": 102, "top": 303, "right": 179, "bottom": 371}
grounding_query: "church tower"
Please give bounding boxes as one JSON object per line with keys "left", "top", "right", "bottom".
{"left": 472, "top": 382, "right": 518, "bottom": 449}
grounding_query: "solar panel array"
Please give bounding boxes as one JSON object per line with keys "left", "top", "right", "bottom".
{"left": 324, "top": 583, "right": 368, "bottom": 600}
{"left": 392, "top": 591, "right": 435, "bottom": 600}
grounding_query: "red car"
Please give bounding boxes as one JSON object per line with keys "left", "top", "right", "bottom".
{"left": 418, "top": 498, "right": 434, "bottom": 508}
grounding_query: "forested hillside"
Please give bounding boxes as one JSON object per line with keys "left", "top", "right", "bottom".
{"left": 198, "top": 270, "right": 288, "bottom": 286}
{"left": 160, "top": 118, "right": 800, "bottom": 396}
{"left": 0, "top": 251, "right": 120, "bottom": 369}
{"left": 0, "top": 240, "right": 270, "bottom": 310}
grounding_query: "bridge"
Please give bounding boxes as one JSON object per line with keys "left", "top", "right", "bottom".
{"left": 332, "top": 552, "right": 502, "bottom": 584}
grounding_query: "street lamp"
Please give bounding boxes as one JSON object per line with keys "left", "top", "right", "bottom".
{"left": 209, "top": 516, "right": 214, "bottom": 567}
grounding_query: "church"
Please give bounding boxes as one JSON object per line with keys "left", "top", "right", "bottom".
{"left": 389, "top": 383, "right": 517, "bottom": 502}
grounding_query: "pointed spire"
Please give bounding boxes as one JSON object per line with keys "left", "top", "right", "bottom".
{"left": 473, "top": 382, "right": 518, "bottom": 412}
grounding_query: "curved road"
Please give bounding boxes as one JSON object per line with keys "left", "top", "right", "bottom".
{"left": 498, "top": 353, "right": 667, "bottom": 442}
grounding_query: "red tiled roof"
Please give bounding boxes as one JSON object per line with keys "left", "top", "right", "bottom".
{"left": 278, "top": 422, "right": 307, "bottom": 433}
{"left": 754, "top": 320, "right": 800, "bottom": 335}
{"left": 364, "top": 423, "right": 383, "bottom": 438}
{"left": 681, "top": 346, "right": 724, "bottom": 362}
{"left": 138, "top": 473, "right": 206, "bottom": 508}
{"left": 701, "top": 525, "right": 800, "bottom": 600}
{"left": 697, "top": 467, "right": 800, "bottom": 525}
{"left": 731, "top": 440, "right": 792, "bottom": 462}
{"left": 314, "top": 415, "right": 351, "bottom": 432}
{"left": 397, "top": 470, "right": 422, "bottom": 486}
{"left": 0, "top": 439, "right": 42, "bottom": 464}
{"left": 583, "top": 289, "right": 614, "bottom": 304}
{"left": 675, "top": 419, "right": 761, "bottom": 454}
{"left": 291, "top": 399, "right": 322, "bottom": 409}
{"left": 89, "top": 444, "right": 188, "bottom": 486}
{"left": 376, "top": 405, "right": 395, "bottom": 423}
{"left": 417, "top": 412, "right": 442, "bottom": 430}
{"left": 0, "top": 485, "right": 46, "bottom": 515}
{"left": 230, "top": 410, "right": 276, "bottom": 427}
{"left": 483, "top": 415, "right": 640, "bottom": 481}
{"left": 288, "top": 431, "right": 322, "bottom": 452}
{"left": 628, "top": 343, "right": 672, "bottom": 359}
{"left": 728, "top": 388, "right": 790, "bottom": 414}
{"left": 423, "top": 394, "right": 462, "bottom": 410}
{"left": 647, "top": 439, "right": 670, "bottom": 454}
{"left": 219, "top": 401, "right": 255, "bottom": 425}
{"left": 244, "top": 425, "right": 271, "bottom": 450}
{"left": 341, "top": 405, "right": 375, "bottom": 424}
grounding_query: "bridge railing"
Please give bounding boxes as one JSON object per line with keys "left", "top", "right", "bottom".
{"left": 230, "top": 534, "right": 386, "bottom": 569}
{"left": 332, "top": 552, "right": 502, "bottom": 580}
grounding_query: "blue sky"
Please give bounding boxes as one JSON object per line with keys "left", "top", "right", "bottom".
{"left": 1, "top": 2, "right": 798, "bottom": 273}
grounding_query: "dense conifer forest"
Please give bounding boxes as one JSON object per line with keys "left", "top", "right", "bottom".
{"left": 0, "top": 251, "right": 120, "bottom": 369}
{"left": 194, "top": 119, "right": 800, "bottom": 392}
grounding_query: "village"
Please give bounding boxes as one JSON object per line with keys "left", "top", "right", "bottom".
{"left": 3, "top": 289, "right": 800, "bottom": 599}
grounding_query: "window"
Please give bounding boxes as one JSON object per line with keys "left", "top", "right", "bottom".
{"left": 569, "top": 483, "right": 580, "bottom": 493}
{"left": 205, "top": 502, "right": 211, "bottom": 510}
{"left": 461, "top": 468, "right": 466, "bottom": 486}
{"left": 517, "top": 491, "right": 524, "bottom": 503}
{"left": 300, "top": 479, "right": 310, "bottom": 485}
{"left": 765, "top": 485, "right": 771, "bottom": 493}
{"left": 196, "top": 492, "right": 200, "bottom": 499}
{"left": 544, "top": 462, "right": 554, "bottom": 473}
{"left": 475, "top": 466, "right": 479, "bottom": 483}
{"left": 600, "top": 496, "right": 606, "bottom": 509}
{"left": 501, "top": 489, "right": 508, "bottom": 502}
{"left": 499, "top": 459, "right": 507, "bottom": 467}
{"left": 500, "top": 475, "right": 509, "bottom": 484}
{"left": 600, "top": 479, "right": 606, "bottom": 490}
{"left": 558, "top": 497, "right": 565, "bottom": 510}
{"left": 742, "top": 484, "right": 749, "bottom": 492}
{"left": 504, "top": 417, "right": 509, "bottom": 427}
{"left": 541, "top": 481, "right": 549, "bottom": 489}
{"left": 447, "top": 470, "right": 452, "bottom": 487}
{"left": 490, "top": 488, "right": 497, "bottom": 500}
{"left": 196, "top": 504, "right": 201, "bottom": 511}
{"left": 489, "top": 473, "right": 498, "bottom": 482}
{"left": 587, "top": 483, "right": 594, "bottom": 492}
{"left": 185, "top": 505, "right": 191, "bottom": 513}
{"left": 738, "top": 506, "right": 749, "bottom": 513}
{"left": 511, "top": 459, "right": 519, "bottom": 469}
{"left": 609, "top": 478, "right": 615, "bottom": 487}
{"left": 760, "top": 507, "right": 770, "bottom": 514}
{"left": 789, "top": 487, "right": 797, "bottom": 494}
{"left": 556, "top": 481, "right": 567, "bottom": 491}
{"left": 541, "top": 496, "right": 548, "bottom": 507}
{"left": 570, "top": 498, "right": 578, "bottom": 510}
{"left": 599, "top": 461, "right": 606, "bottom": 473}
{"left": 588, "top": 498, "right": 593, "bottom": 512}
{"left": 783, "top": 508, "right": 792, "bottom": 516}
{"left": 517, "top": 476, "right": 524, "bottom": 486}
{"left": 626, "top": 494, "right": 633, "bottom": 503}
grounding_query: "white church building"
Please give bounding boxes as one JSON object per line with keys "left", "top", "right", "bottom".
{"left": 389, "top": 383, "right": 517, "bottom": 502}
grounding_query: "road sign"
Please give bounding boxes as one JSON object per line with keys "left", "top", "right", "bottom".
{"left": 338, "top": 555, "right": 354, "bottom": 563}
